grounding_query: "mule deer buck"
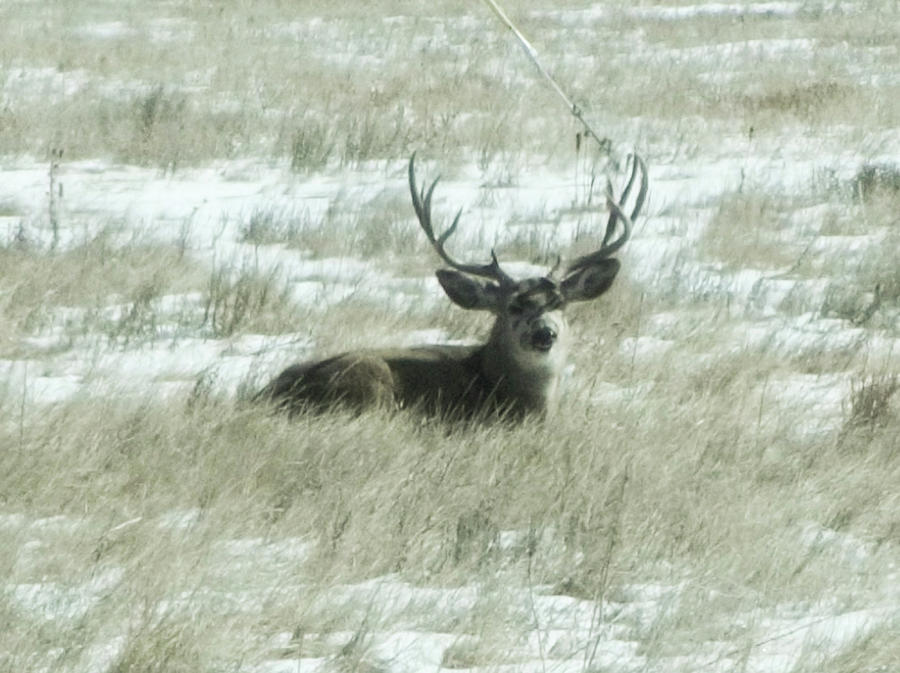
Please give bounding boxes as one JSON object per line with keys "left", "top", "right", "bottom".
{"left": 259, "top": 153, "right": 647, "bottom": 420}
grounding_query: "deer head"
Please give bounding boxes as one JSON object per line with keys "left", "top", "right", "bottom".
{"left": 409, "top": 153, "right": 647, "bottom": 386}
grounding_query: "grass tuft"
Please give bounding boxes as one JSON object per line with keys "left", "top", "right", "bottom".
{"left": 851, "top": 162, "right": 900, "bottom": 203}
{"left": 200, "top": 259, "right": 300, "bottom": 337}
{"left": 845, "top": 373, "right": 899, "bottom": 431}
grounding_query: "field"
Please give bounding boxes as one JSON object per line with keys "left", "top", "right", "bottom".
{"left": 1, "top": 0, "right": 899, "bottom": 671}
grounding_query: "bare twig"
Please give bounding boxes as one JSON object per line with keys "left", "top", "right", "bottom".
{"left": 48, "top": 147, "right": 64, "bottom": 250}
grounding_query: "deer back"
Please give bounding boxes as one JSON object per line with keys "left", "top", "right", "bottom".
{"left": 261, "top": 345, "right": 521, "bottom": 419}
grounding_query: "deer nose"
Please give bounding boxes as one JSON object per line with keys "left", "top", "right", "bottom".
{"left": 531, "top": 326, "right": 557, "bottom": 351}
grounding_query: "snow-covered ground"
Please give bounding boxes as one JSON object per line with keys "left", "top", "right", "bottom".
{"left": 4, "top": 153, "right": 897, "bottom": 672}
{"left": 2, "top": 0, "right": 898, "bottom": 671}
{"left": 5, "top": 508, "right": 897, "bottom": 673}
{"left": 3, "top": 135, "right": 897, "bottom": 422}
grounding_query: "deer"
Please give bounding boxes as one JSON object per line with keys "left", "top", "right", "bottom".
{"left": 258, "top": 153, "right": 647, "bottom": 421}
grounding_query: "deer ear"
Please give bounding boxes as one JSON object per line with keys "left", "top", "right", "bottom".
{"left": 436, "top": 270, "right": 499, "bottom": 311}
{"left": 561, "top": 259, "right": 621, "bottom": 303}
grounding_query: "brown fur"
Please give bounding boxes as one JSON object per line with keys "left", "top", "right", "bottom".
{"left": 258, "top": 345, "right": 540, "bottom": 420}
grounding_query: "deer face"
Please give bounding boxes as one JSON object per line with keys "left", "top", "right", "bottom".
{"left": 436, "top": 257, "right": 621, "bottom": 366}
{"left": 505, "top": 278, "right": 565, "bottom": 352}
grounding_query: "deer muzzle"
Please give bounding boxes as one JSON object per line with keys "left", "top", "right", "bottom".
{"left": 530, "top": 325, "right": 558, "bottom": 352}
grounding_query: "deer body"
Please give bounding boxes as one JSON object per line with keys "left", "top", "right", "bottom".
{"left": 259, "top": 154, "right": 647, "bottom": 421}
{"left": 261, "top": 292, "right": 571, "bottom": 419}
{"left": 260, "top": 343, "right": 557, "bottom": 419}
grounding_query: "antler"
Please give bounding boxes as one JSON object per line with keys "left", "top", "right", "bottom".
{"left": 409, "top": 153, "right": 515, "bottom": 286}
{"left": 566, "top": 153, "right": 648, "bottom": 273}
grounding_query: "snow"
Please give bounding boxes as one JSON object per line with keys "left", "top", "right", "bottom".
{"left": 2, "top": 132, "right": 897, "bottom": 673}
{"left": 537, "top": 2, "right": 806, "bottom": 24}
{"left": 369, "top": 631, "right": 459, "bottom": 672}
{"left": 157, "top": 508, "right": 203, "bottom": 530}
{"left": 2, "top": 3, "right": 899, "bottom": 671}
{"left": 620, "top": 335, "right": 676, "bottom": 360}
{"left": 12, "top": 567, "right": 125, "bottom": 621}
{"left": 72, "top": 21, "right": 136, "bottom": 40}
{"left": 256, "top": 658, "right": 328, "bottom": 673}
{"left": 4, "top": 138, "right": 890, "bottom": 410}
{"left": 241, "top": 569, "right": 892, "bottom": 673}
{"left": 3, "top": 67, "right": 92, "bottom": 101}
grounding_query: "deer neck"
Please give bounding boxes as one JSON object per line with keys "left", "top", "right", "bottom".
{"left": 478, "top": 325, "right": 565, "bottom": 415}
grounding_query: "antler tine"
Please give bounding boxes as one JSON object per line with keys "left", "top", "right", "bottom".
{"left": 567, "top": 153, "right": 648, "bottom": 273}
{"left": 409, "top": 154, "right": 514, "bottom": 286}
{"left": 627, "top": 153, "right": 648, "bottom": 227}
{"left": 601, "top": 154, "right": 640, "bottom": 247}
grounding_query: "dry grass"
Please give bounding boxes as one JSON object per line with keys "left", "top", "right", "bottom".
{"left": 698, "top": 191, "right": 800, "bottom": 270}
{"left": 0, "top": 230, "right": 197, "bottom": 351}
{"left": 2, "top": 328, "right": 898, "bottom": 668}
{"left": 3, "top": 0, "right": 896, "bottom": 168}
{"left": 0, "top": 230, "right": 309, "bottom": 353}
{"left": 816, "top": 622, "right": 900, "bottom": 673}
{"left": 2, "top": 0, "right": 899, "bottom": 671}
{"left": 820, "top": 190, "right": 900, "bottom": 326}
